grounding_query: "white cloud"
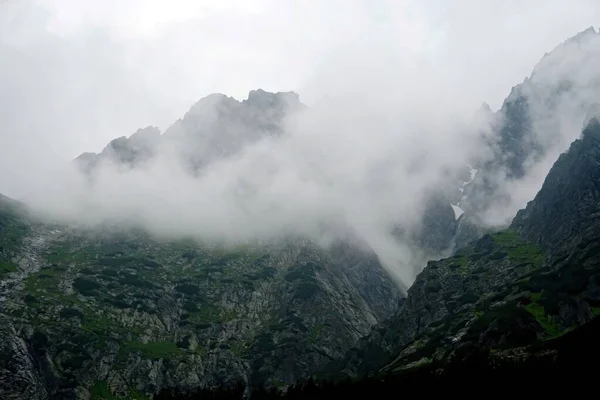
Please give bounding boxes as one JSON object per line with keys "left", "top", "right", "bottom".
{"left": 1, "top": 0, "right": 600, "bottom": 286}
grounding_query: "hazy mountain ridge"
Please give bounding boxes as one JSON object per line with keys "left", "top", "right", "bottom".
{"left": 331, "top": 117, "right": 600, "bottom": 379}
{"left": 458, "top": 26, "right": 600, "bottom": 228}
{"left": 0, "top": 212, "right": 401, "bottom": 399}
{"left": 2, "top": 27, "right": 600, "bottom": 400}
{"left": 75, "top": 90, "right": 304, "bottom": 175}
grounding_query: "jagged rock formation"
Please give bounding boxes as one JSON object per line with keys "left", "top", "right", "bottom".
{"left": 4, "top": 27, "right": 600, "bottom": 400}
{"left": 75, "top": 90, "right": 304, "bottom": 175}
{"left": 0, "top": 197, "right": 400, "bottom": 398}
{"left": 333, "top": 117, "right": 600, "bottom": 378}
{"left": 460, "top": 26, "right": 600, "bottom": 229}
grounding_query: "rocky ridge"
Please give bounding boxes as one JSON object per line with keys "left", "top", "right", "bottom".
{"left": 0, "top": 201, "right": 400, "bottom": 398}
{"left": 333, "top": 117, "right": 600, "bottom": 378}
{"left": 3, "top": 27, "right": 600, "bottom": 400}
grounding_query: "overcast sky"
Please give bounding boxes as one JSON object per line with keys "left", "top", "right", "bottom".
{"left": 0, "top": 0, "right": 598, "bottom": 198}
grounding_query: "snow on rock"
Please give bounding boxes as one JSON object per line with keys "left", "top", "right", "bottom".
{"left": 465, "top": 164, "right": 479, "bottom": 185}
{"left": 450, "top": 204, "right": 464, "bottom": 220}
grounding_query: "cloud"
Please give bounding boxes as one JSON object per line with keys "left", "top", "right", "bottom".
{"left": 1, "top": 1, "right": 600, "bottom": 286}
{"left": 23, "top": 88, "right": 488, "bottom": 286}
{"left": 471, "top": 28, "right": 600, "bottom": 227}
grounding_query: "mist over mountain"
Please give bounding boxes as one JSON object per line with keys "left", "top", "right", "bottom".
{"left": 2, "top": 2, "right": 600, "bottom": 398}
{"left": 12, "top": 27, "right": 599, "bottom": 289}
{"left": 463, "top": 27, "right": 600, "bottom": 227}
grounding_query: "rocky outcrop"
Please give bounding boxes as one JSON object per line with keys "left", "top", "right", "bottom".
{"left": 0, "top": 315, "right": 48, "bottom": 400}
{"left": 512, "top": 117, "right": 600, "bottom": 256}
{"left": 334, "top": 116, "right": 600, "bottom": 378}
{"left": 461, "top": 27, "right": 600, "bottom": 225}
{"left": 76, "top": 90, "right": 304, "bottom": 175}
{"left": 0, "top": 207, "right": 401, "bottom": 398}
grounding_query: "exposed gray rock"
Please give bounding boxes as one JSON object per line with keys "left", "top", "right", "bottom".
{"left": 0, "top": 209, "right": 401, "bottom": 397}
{"left": 333, "top": 116, "right": 600, "bottom": 378}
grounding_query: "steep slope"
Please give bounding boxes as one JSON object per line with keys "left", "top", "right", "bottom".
{"left": 0, "top": 204, "right": 400, "bottom": 399}
{"left": 512, "top": 117, "right": 600, "bottom": 255}
{"left": 335, "top": 117, "right": 600, "bottom": 377}
{"left": 75, "top": 88, "right": 465, "bottom": 269}
{"left": 458, "top": 27, "right": 600, "bottom": 236}
{"left": 75, "top": 90, "right": 304, "bottom": 175}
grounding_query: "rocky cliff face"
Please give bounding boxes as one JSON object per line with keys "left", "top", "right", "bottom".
{"left": 459, "top": 27, "right": 600, "bottom": 232}
{"left": 0, "top": 206, "right": 401, "bottom": 399}
{"left": 5, "top": 28, "right": 600, "bottom": 399}
{"left": 512, "top": 117, "right": 600, "bottom": 255}
{"left": 335, "top": 116, "right": 600, "bottom": 378}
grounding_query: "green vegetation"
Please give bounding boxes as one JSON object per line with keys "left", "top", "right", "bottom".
{"left": 186, "top": 304, "right": 220, "bottom": 324}
{"left": 492, "top": 230, "right": 544, "bottom": 267}
{"left": 307, "top": 325, "right": 323, "bottom": 345}
{"left": 525, "top": 293, "right": 562, "bottom": 338}
{"left": 592, "top": 307, "right": 600, "bottom": 317}
{"left": 254, "top": 333, "right": 275, "bottom": 352}
{"left": 129, "top": 390, "right": 149, "bottom": 400}
{"left": 59, "top": 307, "right": 84, "bottom": 320}
{"left": 90, "top": 381, "right": 121, "bottom": 400}
{"left": 0, "top": 260, "right": 17, "bottom": 279}
{"left": 90, "top": 381, "right": 148, "bottom": 400}
{"left": 272, "top": 377, "right": 287, "bottom": 389}
{"left": 47, "top": 250, "right": 71, "bottom": 264}
{"left": 118, "top": 274, "right": 154, "bottom": 289}
{"left": 98, "top": 256, "right": 160, "bottom": 269}
{"left": 0, "top": 200, "right": 29, "bottom": 257}
{"left": 461, "top": 302, "right": 542, "bottom": 349}
{"left": 81, "top": 315, "right": 115, "bottom": 335}
{"left": 284, "top": 263, "right": 322, "bottom": 300}
{"left": 245, "top": 266, "right": 277, "bottom": 280}
{"left": 24, "top": 268, "right": 65, "bottom": 294}
{"left": 448, "top": 254, "right": 470, "bottom": 274}
{"left": 221, "top": 308, "right": 238, "bottom": 321}
{"left": 81, "top": 311, "right": 146, "bottom": 337}
{"left": 195, "top": 346, "right": 207, "bottom": 357}
{"left": 285, "top": 269, "right": 310, "bottom": 281}
{"left": 119, "top": 340, "right": 183, "bottom": 361}
{"left": 507, "top": 245, "right": 544, "bottom": 266}
{"left": 175, "top": 283, "right": 200, "bottom": 296}
{"left": 24, "top": 294, "right": 38, "bottom": 304}
{"left": 230, "top": 341, "right": 249, "bottom": 358}
{"left": 491, "top": 230, "right": 522, "bottom": 246}
{"left": 73, "top": 277, "right": 101, "bottom": 296}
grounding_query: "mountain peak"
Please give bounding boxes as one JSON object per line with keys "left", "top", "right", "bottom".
{"left": 244, "top": 89, "right": 301, "bottom": 109}
{"left": 533, "top": 26, "right": 599, "bottom": 77}
{"left": 582, "top": 116, "right": 600, "bottom": 140}
{"left": 568, "top": 26, "right": 598, "bottom": 43}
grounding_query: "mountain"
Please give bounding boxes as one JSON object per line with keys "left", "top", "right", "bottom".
{"left": 0, "top": 87, "right": 407, "bottom": 398}
{"left": 332, "top": 116, "right": 600, "bottom": 378}
{"left": 3, "top": 27, "right": 600, "bottom": 400}
{"left": 75, "top": 90, "right": 304, "bottom": 175}
{"left": 0, "top": 83, "right": 460, "bottom": 398}
{"left": 458, "top": 26, "right": 600, "bottom": 230}
{"left": 0, "top": 203, "right": 400, "bottom": 399}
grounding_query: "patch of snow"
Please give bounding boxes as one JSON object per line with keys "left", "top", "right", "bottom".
{"left": 466, "top": 164, "right": 478, "bottom": 183}
{"left": 454, "top": 165, "right": 477, "bottom": 214}
{"left": 450, "top": 204, "right": 464, "bottom": 220}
